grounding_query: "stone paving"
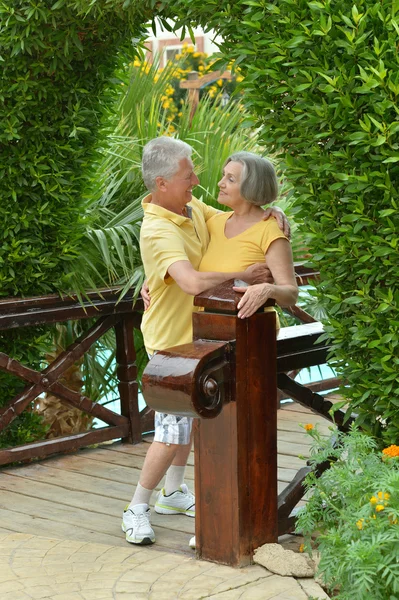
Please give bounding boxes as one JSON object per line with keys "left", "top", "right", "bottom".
{"left": 0, "top": 532, "right": 330, "bottom": 600}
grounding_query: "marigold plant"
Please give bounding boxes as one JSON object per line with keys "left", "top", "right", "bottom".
{"left": 297, "top": 427, "right": 399, "bottom": 600}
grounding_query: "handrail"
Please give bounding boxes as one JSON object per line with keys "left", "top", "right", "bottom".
{"left": 0, "top": 288, "right": 144, "bottom": 466}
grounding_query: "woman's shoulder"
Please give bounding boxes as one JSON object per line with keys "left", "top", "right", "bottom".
{"left": 207, "top": 210, "right": 233, "bottom": 227}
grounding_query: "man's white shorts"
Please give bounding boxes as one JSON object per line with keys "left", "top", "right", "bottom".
{"left": 153, "top": 412, "right": 193, "bottom": 445}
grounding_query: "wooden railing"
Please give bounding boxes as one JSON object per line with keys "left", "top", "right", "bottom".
{"left": 0, "top": 288, "right": 150, "bottom": 466}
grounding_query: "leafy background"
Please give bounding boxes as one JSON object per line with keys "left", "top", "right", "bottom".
{"left": 1, "top": 0, "right": 398, "bottom": 445}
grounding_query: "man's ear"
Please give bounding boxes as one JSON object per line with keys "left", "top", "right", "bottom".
{"left": 155, "top": 176, "right": 167, "bottom": 192}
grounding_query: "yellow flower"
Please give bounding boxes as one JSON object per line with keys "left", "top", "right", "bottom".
{"left": 133, "top": 59, "right": 141, "bottom": 67}
{"left": 370, "top": 496, "right": 377, "bottom": 504}
{"left": 193, "top": 52, "right": 200, "bottom": 58}
{"left": 384, "top": 493, "right": 390, "bottom": 500}
{"left": 168, "top": 124, "right": 175, "bottom": 133}
{"left": 304, "top": 424, "right": 314, "bottom": 431}
{"left": 187, "top": 46, "right": 194, "bottom": 53}
{"left": 299, "top": 543, "right": 305, "bottom": 552}
{"left": 198, "top": 65, "right": 204, "bottom": 71}
{"left": 175, "top": 54, "right": 181, "bottom": 60}
{"left": 356, "top": 519, "right": 364, "bottom": 530}
{"left": 376, "top": 504, "right": 385, "bottom": 512}
{"left": 236, "top": 75, "right": 244, "bottom": 83}
{"left": 382, "top": 445, "right": 399, "bottom": 458}
{"left": 216, "top": 79, "right": 223, "bottom": 86}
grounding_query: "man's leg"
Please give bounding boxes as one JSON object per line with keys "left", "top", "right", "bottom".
{"left": 154, "top": 418, "right": 195, "bottom": 517}
{"left": 122, "top": 413, "right": 194, "bottom": 545}
{"left": 163, "top": 428, "right": 194, "bottom": 494}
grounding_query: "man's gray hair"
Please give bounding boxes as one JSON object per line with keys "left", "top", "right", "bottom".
{"left": 142, "top": 137, "right": 193, "bottom": 191}
{"left": 225, "top": 151, "right": 278, "bottom": 206}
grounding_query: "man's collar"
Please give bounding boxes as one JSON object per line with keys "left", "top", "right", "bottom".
{"left": 142, "top": 194, "right": 193, "bottom": 224}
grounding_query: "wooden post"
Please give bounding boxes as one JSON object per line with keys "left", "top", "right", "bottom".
{"left": 115, "top": 314, "right": 141, "bottom": 444}
{"left": 187, "top": 71, "right": 199, "bottom": 123}
{"left": 180, "top": 70, "right": 233, "bottom": 122}
{"left": 193, "top": 283, "right": 278, "bottom": 566}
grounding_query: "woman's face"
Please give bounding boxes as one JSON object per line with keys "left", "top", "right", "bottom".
{"left": 217, "top": 161, "right": 244, "bottom": 208}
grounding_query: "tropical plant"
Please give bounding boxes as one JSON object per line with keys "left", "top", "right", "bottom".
{"left": 297, "top": 426, "right": 399, "bottom": 600}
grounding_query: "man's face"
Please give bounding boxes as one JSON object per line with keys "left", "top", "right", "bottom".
{"left": 164, "top": 158, "right": 199, "bottom": 210}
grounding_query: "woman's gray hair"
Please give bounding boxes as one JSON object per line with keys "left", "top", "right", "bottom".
{"left": 142, "top": 137, "right": 193, "bottom": 191}
{"left": 225, "top": 151, "right": 278, "bottom": 206}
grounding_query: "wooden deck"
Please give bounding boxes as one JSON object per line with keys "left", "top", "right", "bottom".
{"left": 0, "top": 403, "right": 332, "bottom": 555}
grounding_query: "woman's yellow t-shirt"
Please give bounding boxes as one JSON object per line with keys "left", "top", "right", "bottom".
{"left": 199, "top": 211, "right": 288, "bottom": 272}
{"left": 199, "top": 212, "right": 289, "bottom": 327}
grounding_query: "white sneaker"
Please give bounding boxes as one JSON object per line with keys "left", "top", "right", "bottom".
{"left": 189, "top": 535, "right": 196, "bottom": 549}
{"left": 155, "top": 484, "right": 195, "bottom": 517}
{"left": 122, "top": 503, "right": 155, "bottom": 545}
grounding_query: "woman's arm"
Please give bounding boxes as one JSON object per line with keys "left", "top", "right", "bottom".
{"left": 233, "top": 238, "right": 298, "bottom": 318}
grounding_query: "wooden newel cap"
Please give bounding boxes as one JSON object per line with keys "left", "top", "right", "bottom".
{"left": 194, "top": 279, "right": 275, "bottom": 313}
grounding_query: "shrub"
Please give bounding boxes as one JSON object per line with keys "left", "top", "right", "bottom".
{"left": 0, "top": 0, "right": 149, "bottom": 446}
{"left": 297, "top": 426, "right": 399, "bottom": 600}
{"left": 170, "top": 0, "right": 399, "bottom": 443}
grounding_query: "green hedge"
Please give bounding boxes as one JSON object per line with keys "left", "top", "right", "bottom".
{"left": 0, "top": 0, "right": 148, "bottom": 446}
{"left": 168, "top": 0, "right": 399, "bottom": 443}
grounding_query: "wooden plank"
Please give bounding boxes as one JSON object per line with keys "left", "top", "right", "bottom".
{"left": 0, "top": 489, "right": 192, "bottom": 552}
{"left": 278, "top": 454, "right": 305, "bottom": 470}
{"left": 0, "top": 473, "right": 195, "bottom": 535}
{"left": 39, "top": 453, "right": 154, "bottom": 483}
{"left": 277, "top": 440, "right": 311, "bottom": 457}
{"left": 3, "top": 462, "right": 134, "bottom": 500}
{"left": 77, "top": 447, "right": 196, "bottom": 479}
{"left": 0, "top": 507, "right": 127, "bottom": 546}
{"left": 39, "top": 452, "right": 194, "bottom": 484}
{"left": 104, "top": 442, "right": 196, "bottom": 467}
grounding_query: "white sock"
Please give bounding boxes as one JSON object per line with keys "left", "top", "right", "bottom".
{"left": 164, "top": 465, "right": 186, "bottom": 495}
{"left": 130, "top": 482, "right": 153, "bottom": 508}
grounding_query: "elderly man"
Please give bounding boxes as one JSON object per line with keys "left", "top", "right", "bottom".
{"left": 122, "top": 136, "right": 288, "bottom": 545}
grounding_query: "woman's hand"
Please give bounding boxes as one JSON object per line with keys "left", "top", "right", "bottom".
{"left": 233, "top": 283, "right": 272, "bottom": 318}
{"left": 263, "top": 206, "right": 291, "bottom": 239}
{"left": 141, "top": 280, "right": 151, "bottom": 311}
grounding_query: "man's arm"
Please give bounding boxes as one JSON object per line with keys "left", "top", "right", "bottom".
{"left": 168, "top": 260, "right": 272, "bottom": 296}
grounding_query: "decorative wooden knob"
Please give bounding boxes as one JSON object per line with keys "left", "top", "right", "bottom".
{"left": 200, "top": 376, "right": 221, "bottom": 412}
{"left": 203, "top": 377, "right": 218, "bottom": 397}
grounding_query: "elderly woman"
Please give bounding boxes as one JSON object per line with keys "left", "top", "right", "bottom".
{"left": 198, "top": 151, "right": 298, "bottom": 320}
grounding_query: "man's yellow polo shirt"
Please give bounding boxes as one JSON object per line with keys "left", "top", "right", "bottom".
{"left": 140, "top": 194, "right": 218, "bottom": 354}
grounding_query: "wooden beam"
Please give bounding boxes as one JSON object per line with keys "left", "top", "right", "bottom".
{"left": 180, "top": 70, "right": 232, "bottom": 89}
